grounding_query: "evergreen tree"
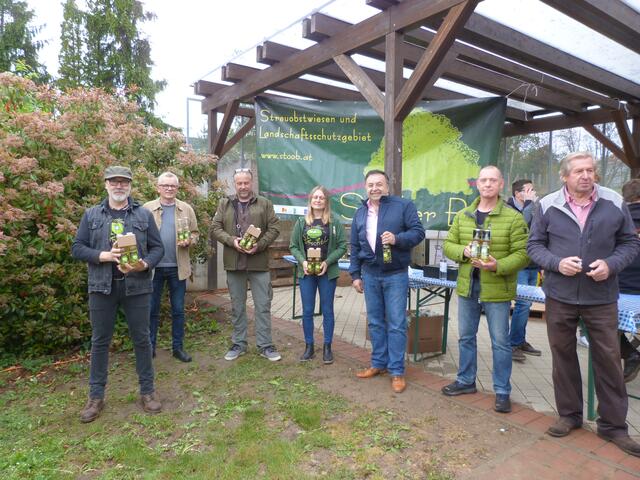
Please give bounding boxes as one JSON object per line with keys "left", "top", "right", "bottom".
{"left": 57, "top": 0, "right": 85, "bottom": 89}
{"left": 0, "top": 0, "right": 48, "bottom": 81}
{"left": 58, "top": 0, "right": 166, "bottom": 123}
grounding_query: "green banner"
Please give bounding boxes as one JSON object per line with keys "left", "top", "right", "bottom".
{"left": 255, "top": 96, "right": 506, "bottom": 229}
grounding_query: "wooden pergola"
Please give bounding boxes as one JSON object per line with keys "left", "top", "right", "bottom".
{"left": 195, "top": 0, "right": 640, "bottom": 192}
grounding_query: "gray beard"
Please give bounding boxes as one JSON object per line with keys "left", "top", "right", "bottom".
{"left": 110, "top": 192, "right": 129, "bottom": 203}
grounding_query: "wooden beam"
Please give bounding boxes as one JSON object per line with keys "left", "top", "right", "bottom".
{"left": 503, "top": 108, "right": 633, "bottom": 137}
{"left": 423, "top": 11, "right": 640, "bottom": 101}
{"left": 201, "top": 0, "right": 466, "bottom": 112}
{"left": 612, "top": 110, "right": 639, "bottom": 166}
{"left": 194, "top": 80, "right": 227, "bottom": 97}
{"left": 220, "top": 117, "right": 256, "bottom": 157}
{"left": 633, "top": 118, "right": 640, "bottom": 178}
{"left": 333, "top": 54, "right": 385, "bottom": 118}
{"left": 581, "top": 123, "right": 628, "bottom": 165}
{"left": 395, "top": 0, "right": 478, "bottom": 120}
{"left": 305, "top": 13, "right": 587, "bottom": 113}
{"left": 540, "top": 0, "right": 640, "bottom": 55}
{"left": 207, "top": 110, "right": 217, "bottom": 155}
{"left": 385, "top": 31, "right": 404, "bottom": 195}
{"left": 221, "top": 63, "right": 364, "bottom": 102}
{"left": 211, "top": 100, "right": 239, "bottom": 157}
{"left": 258, "top": 41, "right": 530, "bottom": 122}
{"left": 310, "top": 12, "right": 637, "bottom": 114}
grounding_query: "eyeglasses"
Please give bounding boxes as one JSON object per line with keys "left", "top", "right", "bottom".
{"left": 234, "top": 168, "right": 252, "bottom": 174}
{"left": 158, "top": 184, "right": 178, "bottom": 189}
{"left": 107, "top": 179, "right": 131, "bottom": 186}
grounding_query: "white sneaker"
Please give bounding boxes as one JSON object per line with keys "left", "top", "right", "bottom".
{"left": 577, "top": 335, "right": 590, "bottom": 348}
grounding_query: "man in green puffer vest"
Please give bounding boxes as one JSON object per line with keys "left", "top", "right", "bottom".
{"left": 441, "top": 165, "right": 529, "bottom": 414}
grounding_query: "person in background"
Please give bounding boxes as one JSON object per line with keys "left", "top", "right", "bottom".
{"left": 72, "top": 166, "right": 164, "bottom": 423}
{"left": 289, "top": 186, "right": 347, "bottom": 364}
{"left": 506, "top": 179, "right": 541, "bottom": 362}
{"left": 442, "top": 166, "right": 529, "bottom": 414}
{"left": 349, "top": 170, "right": 425, "bottom": 394}
{"left": 528, "top": 152, "right": 640, "bottom": 457}
{"left": 144, "top": 172, "right": 198, "bottom": 363}
{"left": 619, "top": 178, "right": 640, "bottom": 383}
{"left": 211, "top": 168, "right": 282, "bottom": 362}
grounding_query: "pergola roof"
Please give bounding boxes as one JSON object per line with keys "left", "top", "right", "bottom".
{"left": 194, "top": 0, "right": 640, "bottom": 183}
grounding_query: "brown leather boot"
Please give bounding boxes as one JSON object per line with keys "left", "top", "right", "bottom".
{"left": 391, "top": 376, "right": 406, "bottom": 393}
{"left": 140, "top": 393, "right": 162, "bottom": 414}
{"left": 356, "top": 367, "right": 387, "bottom": 378}
{"left": 80, "top": 398, "right": 105, "bottom": 423}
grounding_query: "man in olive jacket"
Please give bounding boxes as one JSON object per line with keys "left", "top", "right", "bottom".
{"left": 211, "top": 169, "right": 281, "bottom": 361}
{"left": 442, "top": 166, "right": 529, "bottom": 414}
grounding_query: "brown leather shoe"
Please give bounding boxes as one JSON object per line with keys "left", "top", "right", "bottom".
{"left": 356, "top": 367, "right": 387, "bottom": 378}
{"left": 80, "top": 398, "right": 105, "bottom": 423}
{"left": 140, "top": 393, "right": 162, "bottom": 414}
{"left": 546, "top": 416, "right": 582, "bottom": 437}
{"left": 597, "top": 433, "right": 640, "bottom": 457}
{"left": 391, "top": 376, "right": 406, "bottom": 393}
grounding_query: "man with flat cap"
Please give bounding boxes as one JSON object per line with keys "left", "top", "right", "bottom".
{"left": 72, "top": 166, "right": 164, "bottom": 423}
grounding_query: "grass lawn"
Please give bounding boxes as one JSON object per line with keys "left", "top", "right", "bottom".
{"left": 0, "top": 304, "right": 454, "bottom": 479}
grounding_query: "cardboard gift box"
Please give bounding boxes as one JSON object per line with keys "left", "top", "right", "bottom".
{"left": 365, "top": 312, "right": 444, "bottom": 354}
{"left": 406, "top": 312, "right": 444, "bottom": 354}
{"left": 116, "top": 232, "right": 139, "bottom": 265}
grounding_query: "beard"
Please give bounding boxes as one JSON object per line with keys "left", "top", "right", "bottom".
{"left": 110, "top": 190, "right": 130, "bottom": 203}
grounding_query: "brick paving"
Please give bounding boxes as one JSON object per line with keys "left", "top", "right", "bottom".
{"left": 199, "top": 285, "right": 640, "bottom": 478}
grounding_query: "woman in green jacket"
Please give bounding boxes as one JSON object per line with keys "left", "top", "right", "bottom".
{"left": 289, "top": 186, "right": 347, "bottom": 364}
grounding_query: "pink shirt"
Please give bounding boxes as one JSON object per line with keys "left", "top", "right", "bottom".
{"left": 564, "top": 186, "right": 598, "bottom": 229}
{"left": 366, "top": 200, "right": 378, "bottom": 252}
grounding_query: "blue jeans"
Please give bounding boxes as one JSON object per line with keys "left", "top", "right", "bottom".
{"left": 89, "top": 280, "right": 154, "bottom": 399}
{"left": 150, "top": 267, "right": 187, "bottom": 351}
{"left": 362, "top": 269, "right": 409, "bottom": 376}
{"left": 299, "top": 274, "right": 337, "bottom": 344}
{"left": 510, "top": 267, "right": 538, "bottom": 347}
{"left": 457, "top": 279, "right": 512, "bottom": 395}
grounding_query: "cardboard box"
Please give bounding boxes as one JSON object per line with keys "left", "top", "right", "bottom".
{"left": 116, "top": 232, "right": 139, "bottom": 265}
{"left": 406, "top": 313, "right": 444, "bottom": 354}
{"left": 365, "top": 313, "right": 444, "bottom": 354}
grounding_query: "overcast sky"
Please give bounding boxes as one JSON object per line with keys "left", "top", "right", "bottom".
{"left": 26, "top": 0, "right": 640, "bottom": 137}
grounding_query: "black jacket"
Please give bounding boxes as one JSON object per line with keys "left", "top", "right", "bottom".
{"left": 618, "top": 202, "right": 640, "bottom": 295}
{"left": 72, "top": 197, "right": 164, "bottom": 295}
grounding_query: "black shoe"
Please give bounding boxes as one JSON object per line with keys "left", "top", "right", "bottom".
{"left": 623, "top": 352, "right": 640, "bottom": 383}
{"left": 494, "top": 394, "right": 511, "bottom": 413}
{"left": 299, "top": 343, "right": 315, "bottom": 362}
{"left": 441, "top": 381, "right": 477, "bottom": 396}
{"left": 511, "top": 346, "right": 526, "bottom": 362}
{"left": 518, "top": 341, "right": 541, "bottom": 356}
{"left": 173, "top": 349, "right": 192, "bottom": 363}
{"left": 323, "top": 343, "right": 333, "bottom": 364}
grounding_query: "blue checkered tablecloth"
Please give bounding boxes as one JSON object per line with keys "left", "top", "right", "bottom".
{"left": 285, "top": 256, "right": 640, "bottom": 333}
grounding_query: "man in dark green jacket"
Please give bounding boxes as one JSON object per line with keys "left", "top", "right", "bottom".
{"left": 442, "top": 166, "right": 529, "bottom": 413}
{"left": 211, "top": 169, "right": 281, "bottom": 362}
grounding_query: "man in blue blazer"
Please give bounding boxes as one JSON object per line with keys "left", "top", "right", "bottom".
{"left": 349, "top": 170, "right": 425, "bottom": 393}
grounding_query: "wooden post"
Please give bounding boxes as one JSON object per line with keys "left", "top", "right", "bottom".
{"left": 632, "top": 117, "right": 640, "bottom": 178}
{"left": 385, "top": 31, "right": 404, "bottom": 195}
{"left": 208, "top": 110, "right": 218, "bottom": 290}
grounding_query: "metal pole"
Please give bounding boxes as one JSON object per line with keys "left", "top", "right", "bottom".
{"left": 186, "top": 98, "right": 190, "bottom": 145}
